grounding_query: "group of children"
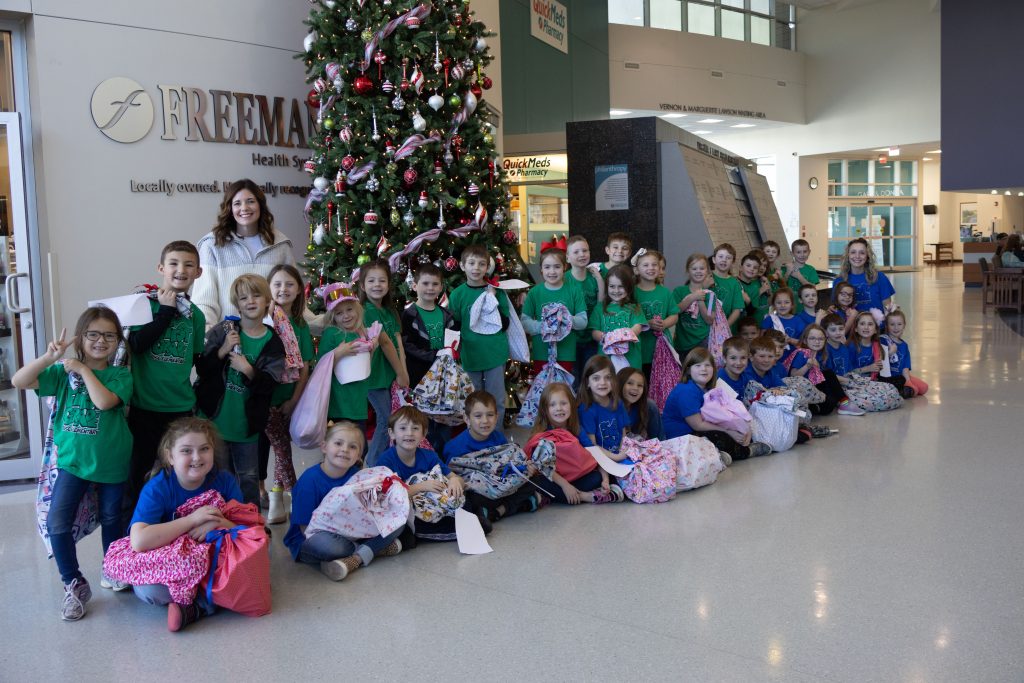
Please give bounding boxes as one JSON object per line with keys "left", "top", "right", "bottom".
{"left": 23, "top": 231, "right": 926, "bottom": 631}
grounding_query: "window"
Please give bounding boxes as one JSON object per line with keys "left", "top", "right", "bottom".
{"left": 651, "top": 0, "right": 683, "bottom": 30}
{"left": 609, "top": 1, "right": 797, "bottom": 50}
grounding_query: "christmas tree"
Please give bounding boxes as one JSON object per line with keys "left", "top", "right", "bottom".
{"left": 298, "top": 0, "right": 528, "bottom": 309}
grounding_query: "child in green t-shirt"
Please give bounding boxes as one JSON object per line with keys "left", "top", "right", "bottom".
{"left": 358, "top": 260, "right": 410, "bottom": 467}
{"left": 737, "top": 250, "right": 772, "bottom": 323}
{"left": 195, "top": 274, "right": 284, "bottom": 507}
{"left": 598, "top": 231, "right": 632, "bottom": 279}
{"left": 710, "top": 243, "right": 746, "bottom": 329}
{"left": 783, "top": 238, "right": 822, "bottom": 314}
{"left": 521, "top": 248, "right": 588, "bottom": 371}
{"left": 316, "top": 282, "right": 374, "bottom": 428}
{"left": 126, "top": 240, "right": 206, "bottom": 512}
{"left": 589, "top": 265, "right": 646, "bottom": 369}
{"left": 633, "top": 250, "right": 678, "bottom": 376}
{"left": 449, "top": 245, "right": 511, "bottom": 428}
{"left": 672, "top": 254, "right": 716, "bottom": 356}
{"left": 566, "top": 235, "right": 604, "bottom": 387}
{"left": 13, "top": 307, "right": 134, "bottom": 619}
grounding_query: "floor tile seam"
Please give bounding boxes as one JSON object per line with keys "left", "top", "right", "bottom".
{"left": 406, "top": 564, "right": 835, "bottom": 681}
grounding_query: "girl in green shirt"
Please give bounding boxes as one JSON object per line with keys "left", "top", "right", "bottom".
{"left": 672, "top": 254, "right": 716, "bottom": 356}
{"left": 318, "top": 283, "right": 374, "bottom": 426}
{"left": 589, "top": 264, "right": 646, "bottom": 369}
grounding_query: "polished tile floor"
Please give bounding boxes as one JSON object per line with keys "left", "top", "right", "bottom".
{"left": 2, "top": 267, "right": 1022, "bottom": 682}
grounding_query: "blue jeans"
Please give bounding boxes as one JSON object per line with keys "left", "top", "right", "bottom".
{"left": 298, "top": 528, "right": 402, "bottom": 567}
{"left": 48, "top": 469, "right": 125, "bottom": 584}
{"left": 366, "top": 388, "right": 393, "bottom": 468}
{"left": 225, "top": 441, "right": 259, "bottom": 507}
{"left": 466, "top": 364, "right": 506, "bottom": 428}
{"left": 134, "top": 582, "right": 210, "bottom": 610}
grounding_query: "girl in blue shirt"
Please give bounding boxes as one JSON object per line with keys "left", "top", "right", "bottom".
{"left": 833, "top": 238, "right": 895, "bottom": 314}
{"left": 882, "top": 310, "right": 928, "bottom": 398}
{"left": 285, "top": 421, "right": 402, "bottom": 582}
{"left": 128, "top": 417, "right": 243, "bottom": 632}
{"left": 761, "top": 288, "right": 806, "bottom": 348}
{"left": 577, "top": 356, "right": 631, "bottom": 456}
{"left": 616, "top": 367, "right": 664, "bottom": 440}
{"left": 662, "top": 348, "right": 771, "bottom": 462}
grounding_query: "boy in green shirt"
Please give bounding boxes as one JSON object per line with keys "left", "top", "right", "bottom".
{"left": 598, "top": 231, "right": 632, "bottom": 279}
{"left": 737, "top": 250, "right": 772, "bottom": 323}
{"left": 126, "top": 240, "right": 207, "bottom": 512}
{"left": 783, "top": 239, "right": 821, "bottom": 314}
{"left": 449, "top": 245, "right": 510, "bottom": 427}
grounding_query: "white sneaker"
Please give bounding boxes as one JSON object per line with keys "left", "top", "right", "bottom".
{"left": 266, "top": 489, "right": 287, "bottom": 525}
{"left": 100, "top": 574, "right": 131, "bottom": 592}
{"left": 719, "top": 450, "right": 733, "bottom": 467}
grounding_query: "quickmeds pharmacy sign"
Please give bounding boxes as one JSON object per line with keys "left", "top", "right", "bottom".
{"left": 531, "top": 0, "right": 568, "bottom": 54}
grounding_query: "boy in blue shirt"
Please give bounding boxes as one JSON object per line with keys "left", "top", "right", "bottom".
{"left": 741, "top": 335, "right": 788, "bottom": 393}
{"left": 377, "top": 406, "right": 491, "bottom": 540}
{"left": 717, "top": 337, "right": 749, "bottom": 395}
{"left": 821, "top": 314, "right": 856, "bottom": 376}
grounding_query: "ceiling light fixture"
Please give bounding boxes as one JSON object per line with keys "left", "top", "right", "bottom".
{"left": 661, "top": 113, "right": 686, "bottom": 119}
{"left": 922, "top": 157, "right": 932, "bottom": 161}
{"left": 731, "top": 123, "right": 755, "bottom": 128}
{"left": 927, "top": 149, "right": 942, "bottom": 154}
{"left": 697, "top": 118, "right": 723, "bottom": 124}
{"left": 991, "top": 190, "right": 998, "bottom": 194}
{"left": 609, "top": 109, "right": 632, "bottom": 116}
{"left": 692, "top": 130, "right": 712, "bottom": 135}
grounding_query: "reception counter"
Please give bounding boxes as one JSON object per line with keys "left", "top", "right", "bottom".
{"left": 963, "top": 242, "right": 997, "bottom": 286}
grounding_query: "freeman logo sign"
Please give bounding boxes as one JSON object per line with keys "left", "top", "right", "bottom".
{"left": 91, "top": 77, "right": 314, "bottom": 149}
{"left": 531, "top": 0, "right": 568, "bottom": 54}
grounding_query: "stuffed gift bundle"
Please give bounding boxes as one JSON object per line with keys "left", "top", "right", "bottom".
{"left": 410, "top": 335, "right": 475, "bottom": 427}
{"left": 602, "top": 327, "right": 640, "bottom": 372}
{"left": 649, "top": 326, "right": 682, "bottom": 411}
{"left": 517, "top": 303, "right": 575, "bottom": 427}
{"left": 448, "top": 439, "right": 557, "bottom": 500}
{"left": 305, "top": 467, "right": 411, "bottom": 541}
{"left": 617, "top": 436, "right": 678, "bottom": 504}
{"left": 406, "top": 465, "right": 467, "bottom": 522}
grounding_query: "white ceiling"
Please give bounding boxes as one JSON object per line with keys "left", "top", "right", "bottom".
{"left": 786, "top": 0, "right": 886, "bottom": 10}
{"left": 610, "top": 108, "right": 796, "bottom": 139}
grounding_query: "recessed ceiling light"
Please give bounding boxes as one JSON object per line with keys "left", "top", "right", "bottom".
{"left": 661, "top": 113, "right": 686, "bottom": 119}
{"left": 1005, "top": 190, "right": 1012, "bottom": 195}
{"left": 633, "top": 16, "right": 642, "bottom": 20}
{"left": 927, "top": 149, "right": 942, "bottom": 154}
{"left": 609, "top": 110, "right": 632, "bottom": 116}
{"left": 991, "top": 190, "right": 998, "bottom": 194}
{"left": 873, "top": 147, "right": 890, "bottom": 152}
{"left": 922, "top": 157, "right": 932, "bottom": 161}
{"left": 692, "top": 130, "right": 712, "bottom": 135}
{"left": 1018, "top": 192, "right": 1024, "bottom": 197}
{"left": 697, "top": 118, "right": 723, "bottom": 124}
{"left": 731, "top": 123, "right": 755, "bottom": 128}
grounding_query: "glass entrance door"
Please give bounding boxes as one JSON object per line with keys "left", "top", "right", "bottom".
{"left": 828, "top": 203, "right": 916, "bottom": 270}
{"left": 0, "top": 112, "right": 45, "bottom": 481}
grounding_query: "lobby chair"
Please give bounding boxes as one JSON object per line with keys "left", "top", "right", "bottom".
{"left": 990, "top": 254, "right": 1024, "bottom": 314}
{"left": 979, "top": 257, "right": 992, "bottom": 312}
{"left": 936, "top": 242, "right": 954, "bottom": 265}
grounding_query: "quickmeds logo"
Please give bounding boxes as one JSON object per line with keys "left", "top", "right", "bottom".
{"left": 91, "top": 77, "right": 155, "bottom": 143}
{"left": 530, "top": 0, "right": 568, "bottom": 54}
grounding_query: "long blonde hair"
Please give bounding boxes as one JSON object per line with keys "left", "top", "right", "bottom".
{"left": 838, "top": 238, "right": 878, "bottom": 284}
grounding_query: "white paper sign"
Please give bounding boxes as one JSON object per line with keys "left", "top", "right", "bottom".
{"left": 87, "top": 293, "right": 153, "bottom": 327}
{"left": 595, "top": 164, "right": 629, "bottom": 211}
{"left": 586, "top": 446, "right": 634, "bottom": 477}
{"left": 335, "top": 352, "right": 371, "bottom": 385}
{"left": 496, "top": 279, "right": 531, "bottom": 290}
{"left": 455, "top": 508, "right": 492, "bottom": 555}
{"left": 530, "top": 0, "right": 568, "bottom": 54}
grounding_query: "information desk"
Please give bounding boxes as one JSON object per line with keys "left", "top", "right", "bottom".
{"left": 963, "top": 242, "right": 997, "bottom": 286}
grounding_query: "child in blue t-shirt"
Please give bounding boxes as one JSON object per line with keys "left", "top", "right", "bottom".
{"left": 822, "top": 314, "right": 856, "bottom": 376}
{"left": 662, "top": 348, "right": 770, "bottom": 462}
{"left": 442, "top": 391, "right": 542, "bottom": 521}
{"left": 284, "top": 421, "right": 402, "bottom": 582}
{"left": 128, "top": 417, "right": 243, "bottom": 632}
{"left": 377, "top": 406, "right": 490, "bottom": 540}
{"left": 741, "top": 336, "right": 788, "bottom": 393}
{"left": 616, "top": 367, "right": 664, "bottom": 441}
{"left": 717, "top": 337, "right": 749, "bottom": 395}
{"left": 796, "top": 284, "right": 825, "bottom": 329}
{"left": 882, "top": 310, "right": 927, "bottom": 398}
{"left": 576, "top": 356, "right": 631, "bottom": 456}
{"left": 761, "top": 287, "right": 806, "bottom": 348}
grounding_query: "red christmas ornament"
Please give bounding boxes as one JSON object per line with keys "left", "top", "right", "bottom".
{"left": 374, "top": 49, "right": 387, "bottom": 79}
{"left": 364, "top": 209, "right": 379, "bottom": 225}
{"left": 403, "top": 168, "right": 418, "bottom": 186}
{"left": 443, "top": 57, "right": 451, "bottom": 88}
{"left": 470, "top": 83, "right": 482, "bottom": 98}
{"left": 341, "top": 155, "right": 356, "bottom": 171}
{"left": 306, "top": 89, "right": 320, "bottom": 108}
{"left": 444, "top": 256, "right": 458, "bottom": 272}
{"left": 353, "top": 75, "right": 374, "bottom": 96}
{"left": 344, "top": 235, "right": 354, "bottom": 246}
{"left": 334, "top": 173, "right": 346, "bottom": 193}
{"left": 459, "top": 217, "right": 470, "bottom": 226}
{"left": 454, "top": 14, "right": 463, "bottom": 27}
{"left": 385, "top": 140, "right": 396, "bottom": 157}
{"left": 502, "top": 230, "right": 517, "bottom": 245}
{"left": 482, "top": 76, "right": 493, "bottom": 90}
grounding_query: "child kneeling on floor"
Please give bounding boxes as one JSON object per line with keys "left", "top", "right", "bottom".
{"left": 284, "top": 421, "right": 403, "bottom": 581}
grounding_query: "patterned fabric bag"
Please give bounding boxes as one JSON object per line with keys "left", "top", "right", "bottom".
{"left": 272, "top": 305, "right": 304, "bottom": 383}
{"left": 782, "top": 348, "right": 826, "bottom": 385}
{"left": 749, "top": 395, "right": 802, "bottom": 452}
{"left": 659, "top": 435, "right": 724, "bottom": 491}
{"left": 700, "top": 386, "right": 753, "bottom": 434}
{"left": 782, "top": 375, "right": 827, "bottom": 407}
{"left": 842, "top": 373, "right": 903, "bottom": 412}
{"left": 202, "top": 524, "right": 271, "bottom": 617}
{"left": 517, "top": 348, "right": 575, "bottom": 426}
{"left": 305, "top": 467, "right": 411, "bottom": 540}
{"left": 743, "top": 379, "right": 809, "bottom": 416}
{"left": 602, "top": 327, "right": 640, "bottom": 372}
{"left": 448, "top": 440, "right": 557, "bottom": 499}
{"left": 289, "top": 355, "right": 335, "bottom": 449}
{"left": 36, "top": 399, "right": 98, "bottom": 557}
{"left": 681, "top": 293, "right": 730, "bottom": 365}
{"left": 411, "top": 347, "right": 476, "bottom": 426}
{"left": 649, "top": 332, "right": 681, "bottom": 411}
{"left": 541, "top": 301, "right": 573, "bottom": 343}
{"left": 618, "top": 436, "right": 677, "bottom": 504}
{"left": 406, "top": 465, "right": 466, "bottom": 522}
{"left": 102, "top": 489, "right": 225, "bottom": 604}
{"left": 506, "top": 305, "right": 530, "bottom": 363}
{"left": 469, "top": 287, "right": 502, "bottom": 335}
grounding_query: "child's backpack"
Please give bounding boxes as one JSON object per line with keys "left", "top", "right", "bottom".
{"left": 448, "top": 440, "right": 557, "bottom": 500}
{"left": 659, "top": 435, "right": 725, "bottom": 491}
{"left": 305, "top": 467, "right": 410, "bottom": 541}
{"left": 202, "top": 500, "right": 271, "bottom": 618}
{"left": 618, "top": 436, "right": 677, "bottom": 504}
{"left": 406, "top": 465, "right": 465, "bottom": 523}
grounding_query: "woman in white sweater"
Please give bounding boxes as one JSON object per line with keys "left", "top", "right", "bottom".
{"left": 192, "top": 179, "right": 295, "bottom": 329}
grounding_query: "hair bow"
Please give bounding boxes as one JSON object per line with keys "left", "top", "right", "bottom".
{"left": 540, "top": 235, "right": 567, "bottom": 252}
{"left": 629, "top": 247, "right": 648, "bottom": 267}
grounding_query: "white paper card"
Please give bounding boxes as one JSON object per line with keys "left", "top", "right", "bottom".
{"left": 496, "top": 279, "right": 530, "bottom": 290}
{"left": 714, "top": 377, "right": 738, "bottom": 400}
{"left": 455, "top": 508, "right": 492, "bottom": 555}
{"left": 586, "top": 446, "right": 634, "bottom": 477}
{"left": 444, "top": 329, "right": 461, "bottom": 349}
{"left": 87, "top": 293, "right": 153, "bottom": 327}
{"left": 335, "top": 352, "right": 371, "bottom": 385}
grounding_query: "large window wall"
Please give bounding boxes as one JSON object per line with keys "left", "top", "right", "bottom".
{"left": 608, "top": 0, "right": 796, "bottom": 49}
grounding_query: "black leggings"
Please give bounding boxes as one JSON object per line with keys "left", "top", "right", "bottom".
{"left": 810, "top": 369, "right": 847, "bottom": 416}
{"left": 698, "top": 430, "right": 753, "bottom": 460}
{"left": 878, "top": 374, "right": 907, "bottom": 393}
{"left": 532, "top": 471, "right": 604, "bottom": 504}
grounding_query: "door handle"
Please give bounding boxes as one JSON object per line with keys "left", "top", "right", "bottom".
{"left": 5, "top": 271, "right": 30, "bottom": 313}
